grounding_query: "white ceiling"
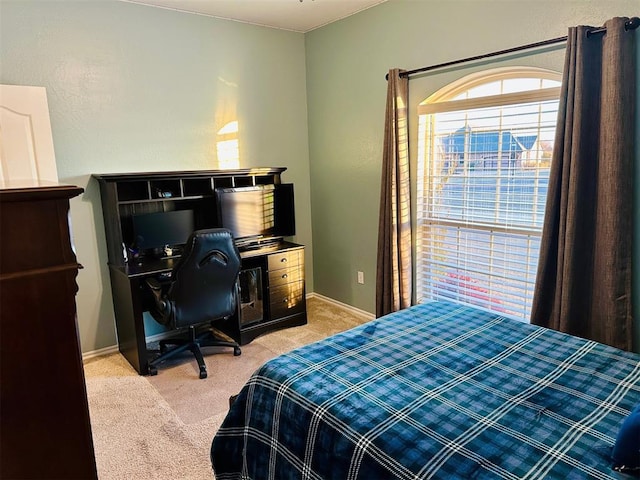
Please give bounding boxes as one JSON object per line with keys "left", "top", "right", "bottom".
{"left": 125, "top": 0, "right": 388, "bottom": 33}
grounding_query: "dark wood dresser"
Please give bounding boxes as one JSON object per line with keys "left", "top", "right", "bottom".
{"left": 0, "top": 183, "right": 97, "bottom": 479}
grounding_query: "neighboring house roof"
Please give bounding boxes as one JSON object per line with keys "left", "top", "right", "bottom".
{"left": 441, "top": 126, "right": 537, "bottom": 155}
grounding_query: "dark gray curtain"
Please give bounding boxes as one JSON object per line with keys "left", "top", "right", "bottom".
{"left": 376, "top": 69, "right": 412, "bottom": 317}
{"left": 531, "top": 17, "right": 636, "bottom": 351}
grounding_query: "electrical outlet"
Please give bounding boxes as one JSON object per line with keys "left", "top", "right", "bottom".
{"left": 357, "top": 271, "right": 365, "bottom": 284}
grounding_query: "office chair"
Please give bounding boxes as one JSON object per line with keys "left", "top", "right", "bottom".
{"left": 145, "top": 228, "right": 242, "bottom": 379}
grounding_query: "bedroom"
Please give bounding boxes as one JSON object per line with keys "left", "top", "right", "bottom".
{"left": 1, "top": 0, "right": 639, "bottom": 478}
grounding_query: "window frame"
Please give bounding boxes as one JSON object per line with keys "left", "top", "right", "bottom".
{"left": 416, "top": 67, "right": 562, "bottom": 320}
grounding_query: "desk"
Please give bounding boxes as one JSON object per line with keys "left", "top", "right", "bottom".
{"left": 109, "top": 241, "right": 306, "bottom": 376}
{"left": 94, "top": 169, "right": 307, "bottom": 376}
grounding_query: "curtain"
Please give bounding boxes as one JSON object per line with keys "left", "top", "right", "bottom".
{"left": 376, "top": 69, "right": 412, "bottom": 317}
{"left": 530, "top": 17, "right": 636, "bottom": 351}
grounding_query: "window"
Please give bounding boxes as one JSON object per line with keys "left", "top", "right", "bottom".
{"left": 417, "top": 68, "right": 561, "bottom": 320}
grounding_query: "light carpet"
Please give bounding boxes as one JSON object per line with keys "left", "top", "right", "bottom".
{"left": 84, "top": 296, "right": 372, "bottom": 480}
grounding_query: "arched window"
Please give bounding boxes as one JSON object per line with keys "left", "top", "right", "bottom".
{"left": 416, "top": 67, "right": 561, "bottom": 320}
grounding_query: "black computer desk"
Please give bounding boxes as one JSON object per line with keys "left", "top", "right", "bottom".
{"left": 108, "top": 241, "right": 306, "bottom": 375}
{"left": 93, "top": 169, "right": 307, "bottom": 375}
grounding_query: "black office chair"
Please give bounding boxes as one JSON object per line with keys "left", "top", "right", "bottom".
{"left": 145, "top": 228, "right": 242, "bottom": 379}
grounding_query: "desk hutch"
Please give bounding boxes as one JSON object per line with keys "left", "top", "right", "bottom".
{"left": 94, "top": 168, "right": 306, "bottom": 376}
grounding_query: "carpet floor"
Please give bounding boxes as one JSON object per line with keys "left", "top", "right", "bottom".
{"left": 83, "top": 295, "right": 372, "bottom": 480}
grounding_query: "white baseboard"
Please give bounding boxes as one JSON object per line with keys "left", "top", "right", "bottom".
{"left": 306, "top": 292, "right": 375, "bottom": 320}
{"left": 82, "top": 344, "right": 119, "bottom": 361}
{"left": 82, "top": 293, "right": 374, "bottom": 362}
{"left": 82, "top": 331, "right": 174, "bottom": 362}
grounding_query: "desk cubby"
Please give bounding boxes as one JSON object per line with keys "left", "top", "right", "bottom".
{"left": 116, "top": 180, "right": 150, "bottom": 202}
{"left": 182, "top": 177, "right": 213, "bottom": 197}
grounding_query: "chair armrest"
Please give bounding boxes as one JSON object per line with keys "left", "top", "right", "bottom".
{"left": 145, "top": 277, "right": 171, "bottom": 322}
{"left": 145, "top": 277, "right": 164, "bottom": 302}
{"left": 146, "top": 277, "right": 163, "bottom": 291}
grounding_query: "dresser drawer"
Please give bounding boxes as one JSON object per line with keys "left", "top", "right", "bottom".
{"left": 269, "top": 281, "right": 305, "bottom": 318}
{"left": 268, "top": 266, "right": 304, "bottom": 287}
{"left": 268, "top": 249, "right": 303, "bottom": 272}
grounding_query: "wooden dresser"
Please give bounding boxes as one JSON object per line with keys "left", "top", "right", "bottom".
{"left": 0, "top": 183, "right": 97, "bottom": 479}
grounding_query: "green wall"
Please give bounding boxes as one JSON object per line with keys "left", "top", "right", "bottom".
{"left": 0, "top": 0, "right": 312, "bottom": 353}
{"left": 305, "top": 0, "right": 639, "bottom": 347}
{"left": 1, "top": 0, "right": 638, "bottom": 353}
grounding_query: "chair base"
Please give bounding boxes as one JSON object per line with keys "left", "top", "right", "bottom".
{"left": 147, "top": 325, "right": 241, "bottom": 379}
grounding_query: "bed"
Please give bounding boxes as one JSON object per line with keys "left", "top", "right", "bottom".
{"left": 211, "top": 301, "right": 640, "bottom": 479}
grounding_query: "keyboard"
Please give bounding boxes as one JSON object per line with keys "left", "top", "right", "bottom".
{"left": 156, "top": 271, "right": 172, "bottom": 281}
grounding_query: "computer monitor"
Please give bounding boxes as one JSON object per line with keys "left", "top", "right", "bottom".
{"left": 215, "top": 184, "right": 295, "bottom": 244}
{"left": 132, "top": 209, "right": 195, "bottom": 251}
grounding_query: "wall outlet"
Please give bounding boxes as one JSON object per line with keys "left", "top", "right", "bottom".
{"left": 357, "top": 271, "right": 365, "bottom": 284}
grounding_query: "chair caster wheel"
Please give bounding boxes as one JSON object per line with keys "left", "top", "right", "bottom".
{"left": 199, "top": 369, "right": 207, "bottom": 379}
{"left": 234, "top": 347, "right": 241, "bottom": 356}
{"left": 148, "top": 365, "right": 158, "bottom": 376}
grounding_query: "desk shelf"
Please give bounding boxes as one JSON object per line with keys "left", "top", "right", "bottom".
{"left": 104, "top": 169, "right": 283, "bottom": 203}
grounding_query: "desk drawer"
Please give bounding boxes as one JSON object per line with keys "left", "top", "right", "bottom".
{"left": 268, "top": 267, "right": 304, "bottom": 287}
{"left": 269, "top": 281, "right": 305, "bottom": 318}
{"left": 268, "top": 250, "right": 303, "bottom": 271}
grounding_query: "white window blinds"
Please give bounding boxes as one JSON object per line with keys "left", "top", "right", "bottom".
{"left": 417, "top": 75, "right": 560, "bottom": 320}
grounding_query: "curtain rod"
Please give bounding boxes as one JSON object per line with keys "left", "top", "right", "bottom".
{"left": 387, "top": 16, "right": 640, "bottom": 81}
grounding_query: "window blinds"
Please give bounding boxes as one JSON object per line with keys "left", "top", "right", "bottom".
{"left": 417, "top": 85, "right": 560, "bottom": 320}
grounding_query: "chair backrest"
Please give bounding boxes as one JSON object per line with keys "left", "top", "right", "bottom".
{"left": 166, "top": 228, "right": 241, "bottom": 329}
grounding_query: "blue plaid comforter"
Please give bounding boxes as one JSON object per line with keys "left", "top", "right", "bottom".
{"left": 211, "top": 302, "right": 640, "bottom": 479}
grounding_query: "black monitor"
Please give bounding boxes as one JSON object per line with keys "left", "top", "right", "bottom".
{"left": 215, "top": 184, "right": 295, "bottom": 244}
{"left": 132, "top": 209, "right": 195, "bottom": 251}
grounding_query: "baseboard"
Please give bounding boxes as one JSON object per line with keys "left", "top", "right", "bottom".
{"left": 82, "top": 344, "right": 119, "bottom": 361}
{"left": 306, "top": 292, "right": 375, "bottom": 320}
{"left": 82, "top": 293, "right": 374, "bottom": 362}
{"left": 82, "top": 331, "right": 174, "bottom": 363}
